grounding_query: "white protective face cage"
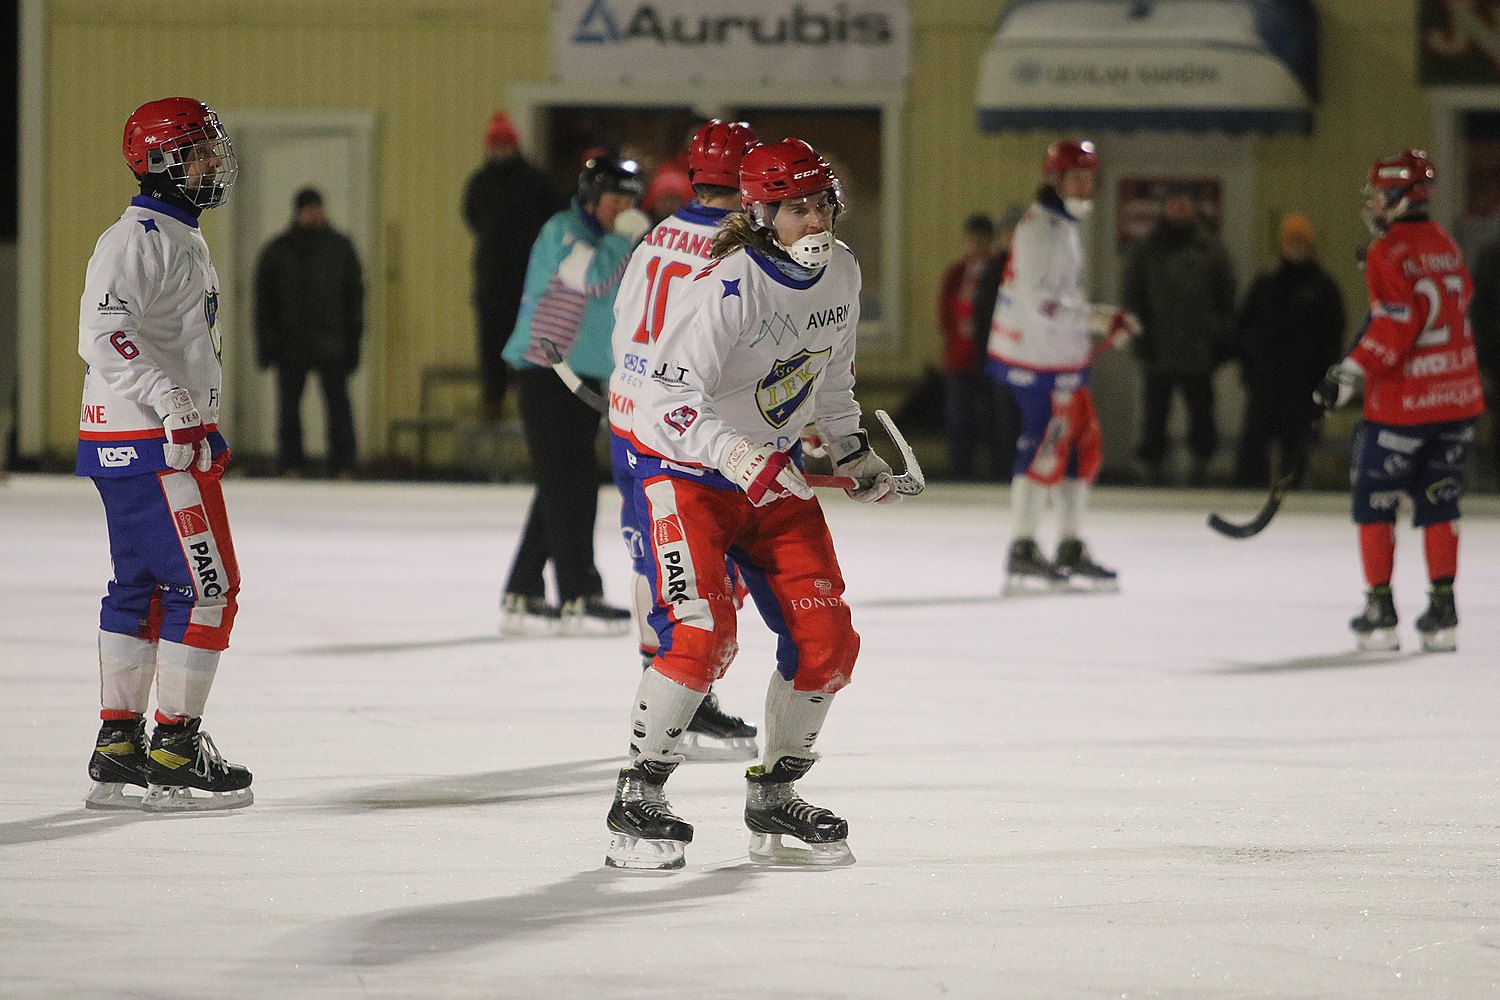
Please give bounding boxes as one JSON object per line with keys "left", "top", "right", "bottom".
{"left": 748, "top": 184, "right": 844, "bottom": 269}
{"left": 147, "top": 129, "right": 239, "bottom": 209}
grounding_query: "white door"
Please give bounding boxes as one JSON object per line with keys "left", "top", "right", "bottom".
{"left": 214, "top": 112, "right": 376, "bottom": 465}
{"left": 1089, "top": 134, "right": 1256, "bottom": 480}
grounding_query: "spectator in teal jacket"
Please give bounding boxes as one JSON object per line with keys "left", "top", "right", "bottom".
{"left": 499, "top": 151, "right": 651, "bottom": 636}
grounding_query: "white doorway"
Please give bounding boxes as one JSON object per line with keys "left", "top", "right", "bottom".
{"left": 1088, "top": 133, "right": 1257, "bottom": 481}
{"left": 214, "top": 110, "right": 376, "bottom": 466}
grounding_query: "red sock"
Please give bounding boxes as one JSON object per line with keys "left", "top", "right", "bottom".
{"left": 1423, "top": 521, "right": 1459, "bottom": 583}
{"left": 100, "top": 709, "right": 141, "bottom": 722}
{"left": 1358, "top": 522, "right": 1395, "bottom": 588}
{"left": 154, "top": 710, "right": 188, "bottom": 726}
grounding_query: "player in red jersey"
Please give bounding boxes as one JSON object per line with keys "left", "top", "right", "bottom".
{"left": 1314, "top": 150, "right": 1484, "bottom": 653}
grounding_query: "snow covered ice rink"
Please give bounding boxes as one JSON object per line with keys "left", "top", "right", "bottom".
{"left": 2, "top": 472, "right": 1498, "bottom": 1000}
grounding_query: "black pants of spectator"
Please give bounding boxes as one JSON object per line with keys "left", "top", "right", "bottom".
{"left": 1234, "top": 390, "right": 1315, "bottom": 487}
{"left": 276, "top": 361, "right": 356, "bottom": 475}
{"left": 941, "top": 371, "right": 1016, "bottom": 481}
{"left": 1136, "top": 371, "right": 1218, "bottom": 469}
{"left": 476, "top": 292, "right": 521, "bottom": 418}
{"left": 505, "top": 367, "right": 604, "bottom": 603}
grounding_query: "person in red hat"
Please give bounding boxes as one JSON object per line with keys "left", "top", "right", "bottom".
{"left": 462, "top": 112, "right": 565, "bottom": 422}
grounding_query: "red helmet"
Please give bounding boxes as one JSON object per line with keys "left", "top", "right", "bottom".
{"left": 688, "top": 120, "right": 760, "bottom": 189}
{"left": 1364, "top": 149, "right": 1435, "bottom": 232}
{"left": 123, "top": 97, "right": 238, "bottom": 209}
{"left": 1043, "top": 139, "right": 1099, "bottom": 180}
{"left": 739, "top": 138, "right": 841, "bottom": 209}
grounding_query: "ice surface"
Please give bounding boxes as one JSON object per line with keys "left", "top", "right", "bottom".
{"left": 2, "top": 473, "right": 1498, "bottom": 999}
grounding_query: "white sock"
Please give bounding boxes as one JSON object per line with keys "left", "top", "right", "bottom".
{"left": 632, "top": 572, "right": 657, "bottom": 655}
{"left": 154, "top": 640, "right": 220, "bottom": 719}
{"left": 1057, "top": 478, "right": 1088, "bottom": 540}
{"left": 629, "top": 668, "right": 704, "bottom": 761}
{"left": 99, "top": 630, "right": 157, "bottom": 714}
{"left": 1010, "top": 476, "right": 1049, "bottom": 540}
{"left": 762, "top": 673, "right": 835, "bottom": 767}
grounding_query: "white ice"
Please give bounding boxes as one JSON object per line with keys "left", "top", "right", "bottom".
{"left": 2, "top": 473, "right": 1498, "bottom": 1000}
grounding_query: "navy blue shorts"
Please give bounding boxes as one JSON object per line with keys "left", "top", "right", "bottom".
{"left": 1350, "top": 419, "right": 1475, "bottom": 526}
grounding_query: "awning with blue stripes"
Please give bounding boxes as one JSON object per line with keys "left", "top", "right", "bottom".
{"left": 975, "top": 0, "right": 1319, "bottom": 135}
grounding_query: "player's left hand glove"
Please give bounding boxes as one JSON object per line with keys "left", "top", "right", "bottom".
{"left": 1088, "top": 304, "right": 1141, "bottom": 350}
{"left": 1313, "top": 359, "right": 1363, "bottom": 411}
{"left": 828, "top": 428, "right": 899, "bottom": 504}
{"left": 157, "top": 387, "right": 212, "bottom": 472}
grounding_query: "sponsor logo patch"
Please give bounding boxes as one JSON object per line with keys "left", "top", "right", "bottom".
{"left": 653, "top": 515, "right": 684, "bottom": 546}
{"left": 173, "top": 505, "right": 210, "bottom": 537}
{"left": 96, "top": 446, "right": 139, "bottom": 468}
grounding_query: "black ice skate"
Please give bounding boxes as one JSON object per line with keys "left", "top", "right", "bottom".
{"left": 1350, "top": 584, "right": 1399, "bottom": 652}
{"left": 680, "top": 689, "right": 759, "bottom": 762}
{"left": 1416, "top": 582, "right": 1458, "bottom": 653}
{"left": 1054, "top": 538, "right": 1119, "bottom": 591}
{"left": 1003, "top": 538, "right": 1067, "bottom": 596}
{"left": 143, "top": 717, "right": 254, "bottom": 812}
{"left": 560, "top": 596, "right": 632, "bottom": 637}
{"left": 605, "top": 758, "right": 693, "bottom": 871}
{"left": 85, "top": 716, "right": 149, "bottom": 810}
{"left": 501, "top": 592, "right": 561, "bottom": 637}
{"left": 744, "top": 756, "right": 854, "bottom": 867}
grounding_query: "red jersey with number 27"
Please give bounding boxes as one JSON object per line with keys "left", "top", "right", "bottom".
{"left": 1351, "top": 220, "right": 1484, "bottom": 425}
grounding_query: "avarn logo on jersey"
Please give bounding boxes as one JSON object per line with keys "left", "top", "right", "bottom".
{"left": 756, "top": 347, "right": 830, "bottom": 428}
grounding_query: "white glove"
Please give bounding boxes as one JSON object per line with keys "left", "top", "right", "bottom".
{"left": 1089, "top": 304, "right": 1141, "bottom": 349}
{"left": 612, "top": 207, "right": 651, "bottom": 241}
{"left": 721, "top": 438, "right": 811, "bottom": 507}
{"left": 157, "top": 387, "right": 212, "bottom": 472}
{"left": 1314, "top": 358, "right": 1364, "bottom": 411}
{"left": 828, "top": 428, "right": 898, "bottom": 504}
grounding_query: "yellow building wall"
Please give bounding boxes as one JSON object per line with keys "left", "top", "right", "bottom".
{"left": 36, "top": 0, "right": 1427, "bottom": 461}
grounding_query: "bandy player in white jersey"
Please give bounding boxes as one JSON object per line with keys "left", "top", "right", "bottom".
{"left": 605, "top": 139, "right": 898, "bottom": 872}
{"left": 76, "top": 97, "right": 252, "bottom": 813}
{"left": 608, "top": 119, "right": 763, "bottom": 761}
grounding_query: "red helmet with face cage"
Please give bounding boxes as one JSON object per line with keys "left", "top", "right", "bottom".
{"left": 122, "top": 97, "right": 238, "bottom": 209}
{"left": 1365, "top": 149, "right": 1435, "bottom": 222}
{"left": 739, "top": 139, "right": 841, "bottom": 213}
{"left": 688, "top": 120, "right": 760, "bottom": 189}
{"left": 1043, "top": 139, "right": 1099, "bottom": 180}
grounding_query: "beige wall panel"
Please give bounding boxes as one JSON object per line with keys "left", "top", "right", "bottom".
{"left": 37, "top": 0, "right": 1433, "bottom": 459}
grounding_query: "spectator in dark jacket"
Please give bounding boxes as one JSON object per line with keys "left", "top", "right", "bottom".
{"left": 968, "top": 204, "right": 1026, "bottom": 478}
{"left": 1230, "top": 212, "right": 1345, "bottom": 486}
{"left": 1121, "top": 184, "right": 1238, "bottom": 484}
{"left": 254, "top": 188, "right": 365, "bottom": 478}
{"left": 936, "top": 213, "right": 996, "bottom": 480}
{"left": 1466, "top": 232, "right": 1500, "bottom": 476}
{"left": 462, "top": 112, "right": 564, "bottom": 422}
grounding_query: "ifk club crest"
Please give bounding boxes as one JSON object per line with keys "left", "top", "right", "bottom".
{"left": 756, "top": 347, "right": 830, "bottom": 428}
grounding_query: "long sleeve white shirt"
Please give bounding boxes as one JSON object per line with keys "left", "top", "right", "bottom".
{"left": 77, "top": 195, "right": 226, "bottom": 477}
{"left": 625, "top": 243, "right": 864, "bottom": 486}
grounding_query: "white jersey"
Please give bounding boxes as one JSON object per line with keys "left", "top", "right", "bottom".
{"left": 988, "top": 197, "right": 1092, "bottom": 372}
{"left": 609, "top": 202, "right": 730, "bottom": 435}
{"left": 77, "top": 195, "right": 226, "bottom": 477}
{"left": 626, "top": 242, "right": 863, "bottom": 482}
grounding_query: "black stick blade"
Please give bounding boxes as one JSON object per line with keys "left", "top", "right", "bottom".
{"left": 1207, "top": 497, "right": 1282, "bottom": 539}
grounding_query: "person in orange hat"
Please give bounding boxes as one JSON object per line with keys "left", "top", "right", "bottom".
{"left": 462, "top": 111, "right": 566, "bottom": 422}
{"left": 1229, "top": 211, "right": 1345, "bottom": 487}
